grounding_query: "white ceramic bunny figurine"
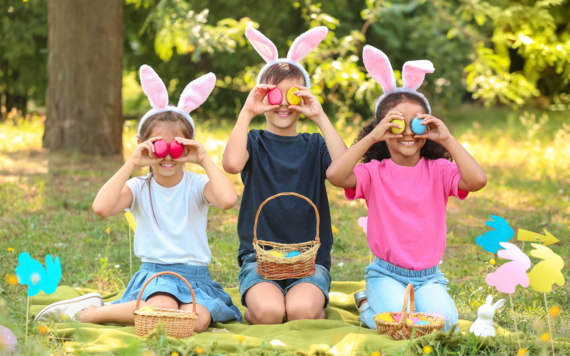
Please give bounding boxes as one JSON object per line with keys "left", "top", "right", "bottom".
{"left": 469, "top": 295, "right": 505, "bottom": 337}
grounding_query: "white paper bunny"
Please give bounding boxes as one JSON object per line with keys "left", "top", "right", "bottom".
{"left": 469, "top": 295, "right": 505, "bottom": 337}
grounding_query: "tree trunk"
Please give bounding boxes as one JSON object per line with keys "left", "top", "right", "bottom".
{"left": 44, "top": 0, "right": 123, "bottom": 155}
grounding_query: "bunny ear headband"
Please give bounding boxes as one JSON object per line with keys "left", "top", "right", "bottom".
{"left": 363, "top": 45, "right": 435, "bottom": 115}
{"left": 245, "top": 25, "right": 328, "bottom": 88}
{"left": 138, "top": 65, "right": 216, "bottom": 137}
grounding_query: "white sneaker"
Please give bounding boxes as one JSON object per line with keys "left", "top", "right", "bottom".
{"left": 34, "top": 292, "right": 103, "bottom": 323}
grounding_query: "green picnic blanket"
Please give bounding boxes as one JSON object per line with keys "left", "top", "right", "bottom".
{"left": 31, "top": 282, "right": 567, "bottom": 355}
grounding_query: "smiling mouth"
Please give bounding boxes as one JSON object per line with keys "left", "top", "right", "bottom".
{"left": 275, "top": 110, "right": 292, "bottom": 118}
{"left": 399, "top": 140, "right": 417, "bottom": 146}
{"left": 160, "top": 162, "right": 176, "bottom": 169}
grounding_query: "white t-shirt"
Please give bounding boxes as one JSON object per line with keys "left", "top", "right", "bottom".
{"left": 125, "top": 171, "right": 211, "bottom": 266}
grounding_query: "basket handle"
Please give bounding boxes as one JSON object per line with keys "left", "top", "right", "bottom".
{"left": 134, "top": 271, "right": 197, "bottom": 315}
{"left": 253, "top": 192, "right": 320, "bottom": 245}
{"left": 399, "top": 284, "right": 417, "bottom": 324}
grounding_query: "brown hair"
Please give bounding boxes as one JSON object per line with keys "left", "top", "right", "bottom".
{"left": 137, "top": 111, "right": 195, "bottom": 227}
{"left": 355, "top": 92, "right": 452, "bottom": 163}
{"left": 260, "top": 63, "right": 306, "bottom": 86}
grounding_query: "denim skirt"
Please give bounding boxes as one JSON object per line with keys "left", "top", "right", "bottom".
{"left": 112, "top": 262, "right": 242, "bottom": 323}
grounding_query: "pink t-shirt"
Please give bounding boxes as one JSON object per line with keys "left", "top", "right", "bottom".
{"left": 345, "top": 158, "right": 468, "bottom": 271}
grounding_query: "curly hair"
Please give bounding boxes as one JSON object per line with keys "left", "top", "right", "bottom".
{"left": 355, "top": 92, "right": 452, "bottom": 163}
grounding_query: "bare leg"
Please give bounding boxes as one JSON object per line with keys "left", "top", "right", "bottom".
{"left": 78, "top": 293, "right": 178, "bottom": 326}
{"left": 285, "top": 283, "right": 326, "bottom": 321}
{"left": 179, "top": 303, "right": 211, "bottom": 333}
{"left": 244, "top": 282, "right": 285, "bottom": 325}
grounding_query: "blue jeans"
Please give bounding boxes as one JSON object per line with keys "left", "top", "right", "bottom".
{"left": 361, "top": 258, "right": 458, "bottom": 331}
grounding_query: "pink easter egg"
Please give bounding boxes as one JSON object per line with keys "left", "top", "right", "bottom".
{"left": 153, "top": 140, "right": 168, "bottom": 158}
{"left": 411, "top": 317, "right": 421, "bottom": 324}
{"left": 393, "top": 313, "right": 402, "bottom": 323}
{"left": 169, "top": 140, "right": 184, "bottom": 159}
{"left": 267, "top": 88, "right": 282, "bottom": 105}
{"left": 0, "top": 325, "right": 17, "bottom": 352}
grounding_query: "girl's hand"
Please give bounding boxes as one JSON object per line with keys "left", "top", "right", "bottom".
{"left": 413, "top": 114, "right": 452, "bottom": 143}
{"left": 288, "top": 85, "right": 324, "bottom": 123}
{"left": 173, "top": 138, "right": 209, "bottom": 165}
{"left": 368, "top": 111, "right": 404, "bottom": 143}
{"left": 243, "top": 84, "right": 280, "bottom": 117}
{"left": 128, "top": 137, "right": 163, "bottom": 168}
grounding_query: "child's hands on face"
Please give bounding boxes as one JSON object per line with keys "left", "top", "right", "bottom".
{"left": 288, "top": 85, "right": 324, "bottom": 123}
{"left": 243, "top": 84, "right": 280, "bottom": 117}
{"left": 369, "top": 111, "right": 405, "bottom": 143}
{"left": 413, "top": 114, "right": 452, "bottom": 143}
{"left": 173, "top": 137, "right": 209, "bottom": 165}
{"left": 129, "top": 137, "right": 164, "bottom": 168}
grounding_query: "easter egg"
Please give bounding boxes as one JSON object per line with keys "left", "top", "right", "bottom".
{"left": 140, "top": 306, "right": 154, "bottom": 312}
{"left": 0, "top": 325, "right": 17, "bottom": 352}
{"left": 267, "top": 88, "right": 282, "bottom": 105}
{"left": 390, "top": 119, "right": 405, "bottom": 134}
{"left": 411, "top": 117, "right": 426, "bottom": 134}
{"left": 287, "top": 87, "right": 301, "bottom": 105}
{"left": 154, "top": 140, "right": 168, "bottom": 158}
{"left": 392, "top": 313, "right": 402, "bottom": 323}
{"left": 411, "top": 317, "right": 421, "bottom": 324}
{"left": 169, "top": 140, "right": 184, "bottom": 159}
{"left": 415, "top": 320, "right": 431, "bottom": 326}
{"left": 269, "top": 250, "right": 284, "bottom": 258}
{"left": 286, "top": 251, "right": 301, "bottom": 258}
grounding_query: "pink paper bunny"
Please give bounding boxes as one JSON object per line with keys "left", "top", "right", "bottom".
{"left": 485, "top": 242, "right": 530, "bottom": 293}
{"left": 245, "top": 25, "right": 328, "bottom": 88}
{"left": 362, "top": 45, "right": 435, "bottom": 115}
{"left": 358, "top": 216, "right": 368, "bottom": 234}
{"left": 137, "top": 65, "right": 216, "bottom": 136}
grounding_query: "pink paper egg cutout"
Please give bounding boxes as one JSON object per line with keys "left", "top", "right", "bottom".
{"left": 153, "top": 140, "right": 168, "bottom": 158}
{"left": 267, "top": 88, "right": 282, "bottom": 105}
{"left": 0, "top": 325, "right": 17, "bottom": 352}
{"left": 169, "top": 140, "right": 184, "bottom": 159}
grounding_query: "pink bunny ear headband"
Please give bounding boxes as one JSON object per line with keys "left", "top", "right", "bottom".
{"left": 245, "top": 25, "right": 328, "bottom": 88}
{"left": 138, "top": 65, "right": 216, "bottom": 137}
{"left": 363, "top": 45, "right": 435, "bottom": 115}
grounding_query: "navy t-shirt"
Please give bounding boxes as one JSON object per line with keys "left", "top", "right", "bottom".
{"left": 237, "top": 129, "right": 333, "bottom": 270}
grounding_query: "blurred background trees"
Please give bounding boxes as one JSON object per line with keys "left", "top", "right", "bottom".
{"left": 0, "top": 0, "right": 568, "bottom": 153}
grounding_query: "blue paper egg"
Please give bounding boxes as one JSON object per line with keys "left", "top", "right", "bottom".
{"left": 286, "top": 251, "right": 301, "bottom": 258}
{"left": 411, "top": 117, "right": 426, "bottom": 135}
{"left": 415, "top": 320, "right": 431, "bottom": 326}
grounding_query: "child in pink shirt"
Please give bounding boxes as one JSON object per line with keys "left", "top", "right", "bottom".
{"left": 327, "top": 46, "right": 486, "bottom": 330}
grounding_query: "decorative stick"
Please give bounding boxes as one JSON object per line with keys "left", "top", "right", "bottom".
{"left": 509, "top": 293, "right": 521, "bottom": 349}
{"left": 129, "top": 225, "right": 133, "bottom": 276}
{"left": 543, "top": 293, "right": 555, "bottom": 354}
{"left": 25, "top": 296, "right": 30, "bottom": 342}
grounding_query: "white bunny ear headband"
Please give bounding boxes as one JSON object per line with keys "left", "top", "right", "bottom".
{"left": 245, "top": 25, "right": 328, "bottom": 88}
{"left": 137, "top": 65, "right": 216, "bottom": 137}
{"left": 363, "top": 45, "right": 435, "bottom": 115}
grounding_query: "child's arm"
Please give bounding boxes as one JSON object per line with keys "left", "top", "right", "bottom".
{"left": 92, "top": 136, "right": 164, "bottom": 217}
{"left": 326, "top": 112, "right": 404, "bottom": 188}
{"left": 175, "top": 138, "right": 237, "bottom": 210}
{"left": 415, "top": 114, "right": 487, "bottom": 191}
{"left": 289, "top": 85, "right": 347, "bottom": 160}
{"left": 222, "top": 84, "right": 279, "bottom": 174}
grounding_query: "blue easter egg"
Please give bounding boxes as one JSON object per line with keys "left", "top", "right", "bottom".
{"left": 415, "top": 320, "right": 431, "bottom": 326}
{"left": 286, "top": 251, "right": 301, "bottom": 258}
{"left": 411, "top": 117, "right": 426, "bottom": 135}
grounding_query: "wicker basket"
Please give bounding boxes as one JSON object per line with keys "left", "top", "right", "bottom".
{"left": 374, "top": 284, "right": 444, "bottom": 340}
{"left": 253, "top": 192, "right": 321, "bottom": 280}
{"left": 133, "top": 271, "right": 198, "bottom": 338}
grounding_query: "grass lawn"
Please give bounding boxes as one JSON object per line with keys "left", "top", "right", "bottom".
{"left": 1, "top": 105, "right": 569, "bottom": 355}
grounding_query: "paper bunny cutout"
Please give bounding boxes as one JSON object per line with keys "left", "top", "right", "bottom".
{"left": 358, "top": 216, "right": 368, "bottom": 234}
{"left": 527, "top": 243, "right": 565, "bottom": 293}
{"left": 485, "top": 242, "right": 531, "bottom": 293}
{"left": 137, "top": 65, "right": 216, "bottom": 136}
{"left": 245, "top": 26, "right": 328, "bottom": 88}
{"left": 476, "top": 215, "right": 514, "bottom": 254}
{"left": 469, "top": 295, "right": 505, "bottom": 337}
{"left": 16, "top": 252, "right": 62, "bottom": 297}
{"left": 362, "top": 45, "right": 434, "bottom": 115}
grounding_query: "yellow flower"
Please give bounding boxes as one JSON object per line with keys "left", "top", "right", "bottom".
{"left": 490, "top": 258, "right": 496, "bottom": 265}
{"left": 196, "top": 347, "right": 204, "bottom": 354}
{"left": 541, "top": 332, "right": 550, "bottom": 342}
{"left": 38, "top": 325, "right": 49, "bottom": 334}
{"left": 171, "top": 352, "right": 179, "bottom": 356}
{"left": 549, "top": 306, "right": 560, "bottom": 317}
{"left": 6, "top": 274, "right": 18, "bottom": 285}
{"left": 237, "top": 335, "right": 245, "bottom": 342}
{"left": 517, "top": 348, "right": 528, "bottom": 356}
{"left": 423, "top": 345, "right": 433, "bottom": 354}
{"left": 371, "top": 352, "right": 382, "bottom": 356}
{"left": 106, "top": 227, "right": 111, "bottom": 234}
{"left": 7, "top": 248, "right": 14, "bottom": 252}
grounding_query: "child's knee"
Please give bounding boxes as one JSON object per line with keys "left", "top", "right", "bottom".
{"left": 146, "top": 296, "right": 178, "bottom": 310}
{"left": 285, "top": 299, "right": 323, "bottom": 321}
{"left": 249, "top": 301, "right": 285, "bottom": 324}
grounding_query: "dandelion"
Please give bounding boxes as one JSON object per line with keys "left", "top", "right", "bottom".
{"left": 549, "top": 306, "right": 560, "bottom": 317}
{"left": 517, "top": 348, "right": 528, "bottom": 356}
{"left": 106, "top": 227, "right": 111, "bottom": 234}
{"left": 171, "top": 352, "right": 179, "bottom": 356}
{"left": 7, "top": 248, "right": 14, "bottom": 252}
{"left": 541, "top": 332, "right": 550, "bottom": 342}
{"left": 371, "top": 352, "right": 382, "bottom": 356}
{"left": 237, "top": 336, "right": 245, "bottom": 342}
{"left": 196, "top": 347, "right": 204, "bottom": 354}
{"left": 6, "top": 274, "right": 18, "bottom": 285}
{"left": 423, "top": 345, "right": 433, "bottom": 354}
{"left": 38, "top": 325, "right": 49, "bottom": 334}
{"left": 490, "top": 258, "right": 496, "bottom": 265}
